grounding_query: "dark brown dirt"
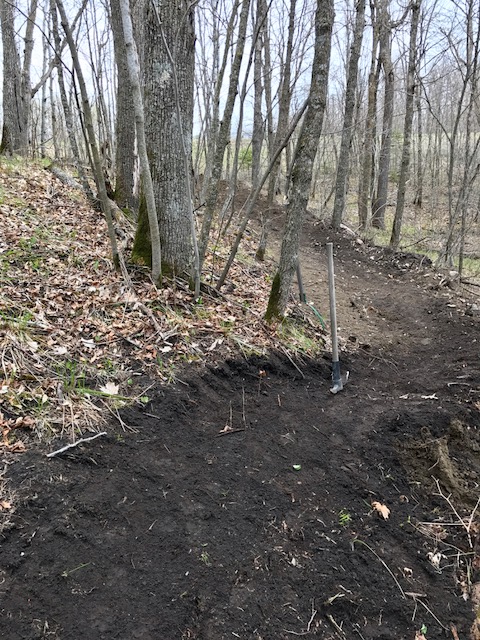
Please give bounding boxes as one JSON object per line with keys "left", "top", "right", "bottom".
{"left": 1, "top": 216, "right": 480, "bottom": 640}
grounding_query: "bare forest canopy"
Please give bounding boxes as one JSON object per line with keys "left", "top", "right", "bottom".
{"left": 1, "top": 0, "right": 480, "bottom": 317}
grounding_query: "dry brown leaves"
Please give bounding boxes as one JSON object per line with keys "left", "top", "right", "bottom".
{"left": 0, "top": 160, "right": 326, "bottom": 446}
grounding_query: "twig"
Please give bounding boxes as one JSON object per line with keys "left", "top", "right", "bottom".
{"left": 216, "top": 428, "right": 245, "bottom": 437}
{"left": 100, "top": 399, "right": 138, "bottom": 433}
{"left": 353, "top": 539, "right": 406, "bottom": 598}
{"left": 280, "top": 345, "right": 305, "bottom": 379}
{"left": 47, "top": 432, "right": 107, "bottom": 458}
{"left": 407, "top": 593, "right": 448, "bottom": 630}
{"left": 326, "top": 614, "right": 346, "bottom": 637}
{"left": 242, "top": 384, "right": 247, "bottom": 428}
{"left": 433, "top": 477, "right": 478, "bottom": 548}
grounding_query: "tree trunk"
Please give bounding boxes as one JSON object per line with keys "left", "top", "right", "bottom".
{"left": 265, "top": 0, "right": 334, "bottom": 321}
{"left": 50, "top": 0, "right": 94, "bottom": 203}
{"left": 358, "top": 0, "right": 380, "bottom": 230}
{"left": 413, "top": 82, "right": 423, "bottom": 207}
{"left": 251, "top": 0, "right": 265, "bottom": 191}
{"left": 110, "top": 0, "right": 137, "bottom": 212}
{"left": 132, "top": 0, "right": 195, "bottom": 279}
{"left": 331, "top": 0, "right": 366, "bottom": 229}
{"left": 372, "top": 0, "right": 394, "bottom": 230}
{"left": 55, "top": 0, "right": 119, "bottom": 268}
{"left": 390, "top": 0, "right": 421, "bottom": 249}
{"left": 119, "top": 0, "right": 161, "bottom": 283}
{"left": 0, "top": 0, "right": 24, "bottom": 154}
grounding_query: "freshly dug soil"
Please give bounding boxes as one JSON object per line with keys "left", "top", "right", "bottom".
{"left": 1, "top": 218, "right": 479, "bottom": 640}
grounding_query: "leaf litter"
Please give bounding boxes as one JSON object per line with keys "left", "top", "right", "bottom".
{"left": 0, "top": 160, "right": 326, "bottom": 449}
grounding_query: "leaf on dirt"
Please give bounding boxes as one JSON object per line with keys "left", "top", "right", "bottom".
{"left": 414, "top": 633, "right": 427, "bottom": 640}
{"left": 53, "top": 346, "right": 69, "bottom": 355}
{"left": 99, "top": 382, "right": 120, "bottom": 396}
{"left": 80, "top": 338, "right": 96, "bottom": 350}
{"left": 427, "top": 551, "right": 444, "bottom": 569}
{"left": 219, "top": 425, "right": 233, "bottom": 434}
{"left": 371, "top": 501, "right": 390, "bottom": 519}
{"left": 0, "top": 500, "right": 12, "bottom": 510}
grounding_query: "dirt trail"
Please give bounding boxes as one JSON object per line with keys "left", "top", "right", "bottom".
{"left": 1, "top": 214, "right": 480, "bottom": 640}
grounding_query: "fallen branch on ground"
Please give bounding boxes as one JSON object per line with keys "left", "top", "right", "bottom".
{"left": 47, "top": 432, "right": 107, "bottom": 458}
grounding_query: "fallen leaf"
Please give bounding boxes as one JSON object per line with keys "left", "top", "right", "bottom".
{"left": 0, "top": 500, "right": 12, "bottom": 510}
{"left": 99, "top": 382, "right": 120, "bottom": 396}
{"left": 372, "top": 501, "right": 390, "bottom": 519}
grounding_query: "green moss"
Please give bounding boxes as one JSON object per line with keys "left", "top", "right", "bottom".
{"left": 131, "top": 193, "right": 152, "bottom": 267}
{"left": 265, "top": 272, "right": 281, "bottom": 322}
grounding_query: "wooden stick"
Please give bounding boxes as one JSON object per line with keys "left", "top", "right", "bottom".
{"left": 47, "top": 432, "right": 107, "bottom": 458}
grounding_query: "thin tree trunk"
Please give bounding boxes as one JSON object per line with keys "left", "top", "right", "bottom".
{"left": 55, "top": 0, "right": 119, "bottom": 268}
{"left": 358, "top": 0, "right": 380, "bottom": 230}
{"left": 110, "top": 0, "right": 137, "bottom": 211}
{"left": 50, "top": 0, "right": 94, "bottom": 203}
{"left": 331, "top": 0, "right": 366, "bottom": 229}
{"left": 390, "top": 0, "right": 421, "bottom": 248}
{"left": 251, "top": 0, "right": 266, "bottom": 191}
{"left": 198, "top": 0, "right": 251, "bottom": 268}
{"left": 372, "top": 0, "right": 394, "bottom": 230}
{"left": 413, "top": 82, "right": 423, "bottom": 207}
{"left": 265, "top": 0, "right": 334, "bottom": 321}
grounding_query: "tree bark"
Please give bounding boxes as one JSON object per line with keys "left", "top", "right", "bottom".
{"left": 119, "top": 0, "right": 162, "bottom": 283}
{"left": 331, "top": 0, "right": 366, "bottom": 229}
{"left": 372, "top": 0, "right": 394, "bottom": 230}
{"left": 358, "top": 0, "right": 380, "bottom": 230}
{"left": 110, "top": 0, "right": 137, "bottom": 212}
{"left": 265, "top": 0, "right": 334, "bottom": 321}
{"left": 132, "top": 0, "right": 195, "bottom": 279}
{"left": 390, "top": 0, "right": 421, "bottom": 249}
{"left": 251, "top": 0, "right": 267, "bottom": 191}
{"left": 0, "top": 0, "right": 24, "bottom": 154}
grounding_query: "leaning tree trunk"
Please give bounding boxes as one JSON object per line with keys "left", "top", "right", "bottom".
{"left": 55, "top": 0, "right": 119, "bottom": 267}
{"left": 132, "top": 0, "right": 195, "bottom": 279}
{"left": 265, "top": 0, "right": 334, "bottom": 321}
{"left": 331, "top": 0, "right": 366, "bottom": 229}
{"left": 50, "top": 0, "right": 94, "bottom": 203}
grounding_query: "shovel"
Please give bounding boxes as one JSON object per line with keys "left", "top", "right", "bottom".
{"left": 327, "top": 242, "right": 348, "bottom": 394}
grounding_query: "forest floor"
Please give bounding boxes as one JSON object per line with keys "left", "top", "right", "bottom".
{"left": 0, "top": 161, "right": 480, "bottom": 640}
